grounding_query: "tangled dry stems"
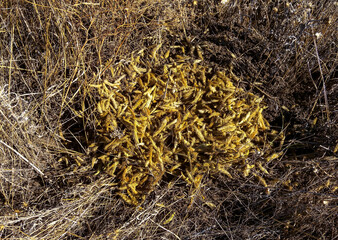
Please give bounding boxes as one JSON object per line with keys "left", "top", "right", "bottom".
{"left": 0, "top": 0, "right": 337, "bottom": 239}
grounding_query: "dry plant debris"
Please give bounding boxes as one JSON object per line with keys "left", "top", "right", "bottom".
{"left": 84, "top": 45, "right": 281, "bottom": 205}
{"left": 1, "top": 0, "right": 336, "bottom": 238}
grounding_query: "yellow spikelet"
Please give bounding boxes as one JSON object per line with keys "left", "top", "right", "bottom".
{"left": 163, "top": 212, "right": 175, "bottom": 225}
{"left": 266, "top": 152, "right": 283, "bottom": 162}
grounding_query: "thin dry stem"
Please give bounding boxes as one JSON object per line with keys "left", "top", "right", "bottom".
{"left": 0, "top": 139, "right": 44, "bottom": 176}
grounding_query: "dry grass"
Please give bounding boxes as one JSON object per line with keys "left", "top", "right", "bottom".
{"left": 0, "top": 0, "right": 337, "bottom": 239}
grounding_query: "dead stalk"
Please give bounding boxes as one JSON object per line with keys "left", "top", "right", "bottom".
{"left": 312, "top": 26, "right": 330, "bottom": 122}
{"left": 0, "top": 139, "right": 44, "bottom": 176}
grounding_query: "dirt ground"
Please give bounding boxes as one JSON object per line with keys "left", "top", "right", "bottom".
{"left": 0, "top": 0, "right": 337, "bottom": 239}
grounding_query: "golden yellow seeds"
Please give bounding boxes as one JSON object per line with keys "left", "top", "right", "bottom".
{"left": 86, "top": 44, "right": 280, "bottom": 205}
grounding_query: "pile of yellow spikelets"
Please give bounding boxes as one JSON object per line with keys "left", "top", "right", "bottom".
{"left": 85, "top": 44, "right": 280, "bottom": 205}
